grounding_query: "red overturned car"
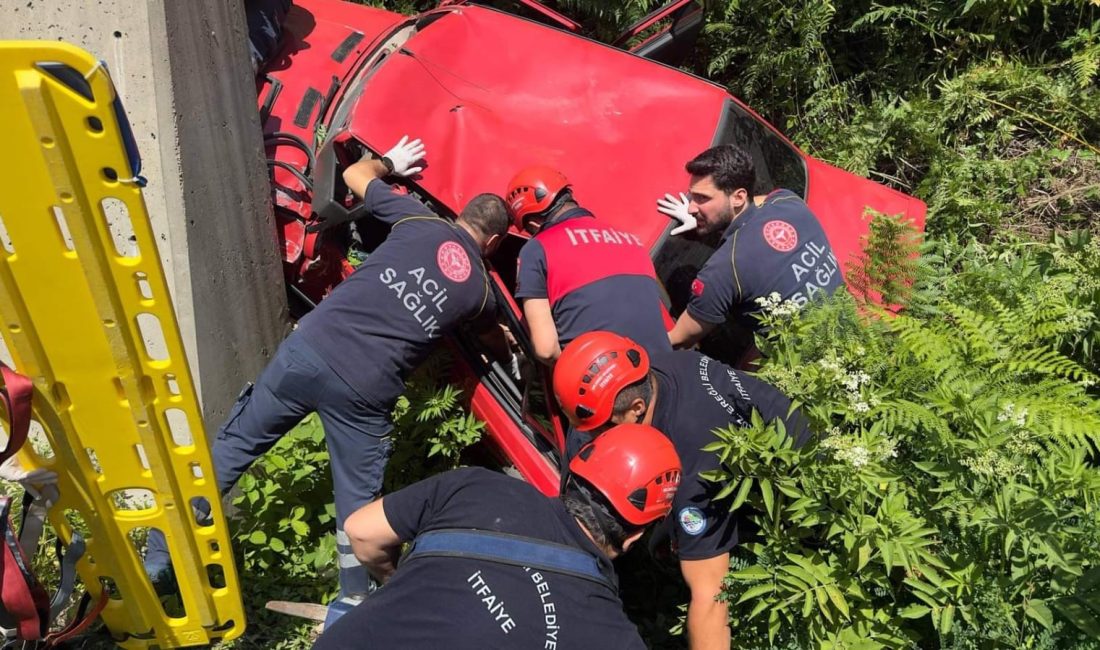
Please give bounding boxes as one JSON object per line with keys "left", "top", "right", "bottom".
{"left": 257, "top": 0, "right": 927, "bottom": 494}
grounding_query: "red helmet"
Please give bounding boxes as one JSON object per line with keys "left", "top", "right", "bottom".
{"left": 569, "top": 423, "right": 681, "bottom": 527}
{"left": 553, "top": 332, "right": 650, "bottom": 432}
{"left": 505, "top": 165, "right": 571, "bottom": 230}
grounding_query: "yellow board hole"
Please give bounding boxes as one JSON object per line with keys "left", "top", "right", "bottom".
{"left": 101, "top": 197, "right": 138, "bottom": 258}
{"left": 136, "top": 313, "right": 169, "bottom": 362}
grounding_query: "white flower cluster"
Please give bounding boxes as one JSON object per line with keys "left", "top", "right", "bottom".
{"left": 1006, "top": 428, "right": 1041, "bottom": 457}
{"left": 963, "top": 450, "right": 1024, "bottom": 478}
{"left": 821, "top": 434, "right": 898, "bottom": 469}
{"left": 818, "top": 358, "right": 877, "bottom": 413}
{"left": 996, "top": 402, "right": 1028, "bottom": 427}
{"left": 754, "top": 292, "right": 802, "bottom": 318}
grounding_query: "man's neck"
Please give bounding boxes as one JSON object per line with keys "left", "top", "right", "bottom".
{"left": 574, "top": 518, "right": 619, "bottom": 558}
{"left": 456, "top": 220, "right": 483, "bottom": 247}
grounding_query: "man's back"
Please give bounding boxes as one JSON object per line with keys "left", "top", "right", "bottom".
{"left": 517, "top": 209, "right": 672, "bottom": 355}
{"left": 648, "top": 350, "right": 810, "bottom": 559}
{"left": 296, "top": 183, "right": 493, "bottom": 406}
{"left": 315, "top": 467, "right": 646, "bottom": 649}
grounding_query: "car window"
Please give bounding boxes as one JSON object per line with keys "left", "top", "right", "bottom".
{"left": 716, "top": 99, "right": 807, "bottom": 198}
{"left": 651, "top": 98, "right": 805, "bottom": 365}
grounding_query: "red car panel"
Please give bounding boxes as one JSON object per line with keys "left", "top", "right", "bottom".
{"left": 343, "top": 5, "right": 726, "bottom": 248}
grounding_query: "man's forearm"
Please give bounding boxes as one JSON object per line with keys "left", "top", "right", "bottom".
{"left": 357, "top": 544, "right": 402, "bottom": 584}
{"left": 342, "top": 158, "right": 389, "bottom": 199}
{"left": 686, "top": 596, "right": 730, "bottom": 650}
{"left": 669, "top": 311, "right": 712, "bottom": 349}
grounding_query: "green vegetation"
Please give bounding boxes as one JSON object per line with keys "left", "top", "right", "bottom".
{"left": 707, "top": 220, "right": 1100, "bottom": 649}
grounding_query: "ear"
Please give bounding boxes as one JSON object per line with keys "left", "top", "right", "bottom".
{"left": 620, "top": 529, "right": 646, "bottom": 553}
{"left": 611, "top": 398, "right": 646, "bottom": 425}
{"left": 483, "top": 233, "right": 502, "bottom": 255}
{"left": 729, "top": 187, "right": 749, "bottom": 210}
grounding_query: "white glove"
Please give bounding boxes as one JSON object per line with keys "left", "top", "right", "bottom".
{"left": 0, "top": 456, "right": 59, "bottom": 505}
{"left": 383, "top": 135, "right": 426, "bottom": 177}
{"left": 656, "top": 192, "right": 696, "bottom": 236}
{"left": 508, "top": 351, "right": 523, "bottom": 383}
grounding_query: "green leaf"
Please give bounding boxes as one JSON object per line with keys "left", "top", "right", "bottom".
{"left": 735, "top": 583, "right": 776, "bottom": 604}
{"left": 269, "top": 536, "right": 286, "bottom": 552}
{"left": 730, "top": 478, "right": 754, "bottom": 511}
{"left": 248, "top": 530, "right": 267, "bottom": 544}
{"left": 825, "top": 584, "right": 850, "bottom": 619}
{"left": 857, "top": 543, "right": 871, "bottom": 571}
{"left": 760, "top": 478, "right": 775, "bottom": 519}
{"left": 730, "top": 565, "right": 772, "bottom": 580}
{"left": 939, "top": 604, "right": 955, "bottom": 637}
{"left": 1026, "top": 600, "right": 1054, "bottom": 630}
{"left": 291, "top": 520, "right": 310, "bottom": 536}
{"left": 898, "top": 604, "right": 932, "bottom": 619}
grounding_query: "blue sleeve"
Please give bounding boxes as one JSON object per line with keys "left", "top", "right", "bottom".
{"left": 514, "top": 239, "right": 548, "bottom": 300}
{"left": 685, "top": 236, "right": 739, "bottom": 325}
{"left": 363, "top": 179, "right": 432, "bottom": 226}
{"left": 671, "top": 463, "right": 745, "bottom": 560}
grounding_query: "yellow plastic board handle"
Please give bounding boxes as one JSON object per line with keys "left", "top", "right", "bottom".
{"left": 0, "top": 41, "right": 244, "bottom": 647}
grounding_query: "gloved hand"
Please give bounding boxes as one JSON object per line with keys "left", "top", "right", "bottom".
{"left": 656, "top": 192, "right": 696, "bottom": 236}
{"left": 0, "top": 456, "right": 59, "bottom": 505}
{"left": 382, "top": 135, "right": 426, "bottom": 177}
{"left": 508, "top": 351, "right": 523, "bottom": 383}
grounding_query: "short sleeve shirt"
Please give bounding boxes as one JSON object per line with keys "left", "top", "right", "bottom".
{"left": 296, "top": 181, "right": 496, "bottom": 407}
{"left": 515, "top": 208, "right": 672, "bottom": 355}
{"left": 649, "top": 350, "right": 811, "bottom": 560}
{"left": 687, "top": 189, "right": 844, "bottom": 330}
{"left": 315, "top": 468, "right": 647, "bottom": 650}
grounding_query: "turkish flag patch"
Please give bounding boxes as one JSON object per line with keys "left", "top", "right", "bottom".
{"left": 763, "top": 220, "right": 798, "bottom": 252}
{"left": 691, "top": 278, "right": 705, "bottom": 296}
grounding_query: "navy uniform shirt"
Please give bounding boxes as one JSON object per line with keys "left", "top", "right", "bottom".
{"left": 297, "top": 181, "right": 495, "bottom": 408}
{"left": 649, "top": 350, "right": 810, "bottom": 560}
{"left": 687, "top": 189, "right": 844, "bottom": 331}
{"left": 515, "top": 208, "right": 672, "bottom": 355}
{"left": 315, "top": 467, "right": 647, "bottom": 650}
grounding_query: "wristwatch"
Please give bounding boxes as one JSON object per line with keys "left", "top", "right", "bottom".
{"left": 379, "top": 156, "right": 395, "bottom": 174}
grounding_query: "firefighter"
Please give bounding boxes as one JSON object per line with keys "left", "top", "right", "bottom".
{"left": 313, "top": 423, "right": 682, "bottom": 649}
{"left": 145, "top": 136, "right": 509, "bottom": 610}
{"left": 553, "top": 331, "right": 812, "bottom": 650}
{"left": 506, "top": 166, "right": 672, "bottom": 364}
{"left": 656, "top": 145, "right": 844, "bottom": 355}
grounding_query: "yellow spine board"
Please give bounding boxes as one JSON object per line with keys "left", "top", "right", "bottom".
{"left": 0, "top": 41, "right": 244, "bottom": 647}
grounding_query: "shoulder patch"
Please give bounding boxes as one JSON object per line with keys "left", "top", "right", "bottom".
{"left": 691, "top": 278, "right": 705, "bottom": 297}
{"left": 762, "top": 220, "right": 798, "bottom": 252}
{"left": 437, "top": 241, "right": 472, "bottom": 282}
{"left": 679, "top": 507, "right": 707, "bottom": 536}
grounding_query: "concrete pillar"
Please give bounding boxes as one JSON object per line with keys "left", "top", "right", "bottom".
{"left": 1, "top": 1, "right": 289, "bottom": 431}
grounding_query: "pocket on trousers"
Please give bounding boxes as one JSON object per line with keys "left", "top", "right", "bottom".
{"left": 216, "top": 383, "right": 255, "bottom": 440}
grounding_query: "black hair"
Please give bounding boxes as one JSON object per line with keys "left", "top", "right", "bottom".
{"left": 611, "top": 374, "right": 653, "bottom": 420}
{"left": 459, "top": 193, "right": 510, "bottom": 238}
{"left": 562, "top": 477, "right": 643, "bottom": 554}
{"left": 685, "top": 145, "right": 756, "bottom": 195}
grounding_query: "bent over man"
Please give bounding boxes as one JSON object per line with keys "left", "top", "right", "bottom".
{"left": 657, "top": 145, "right": 844, "bottom": 354}
{"left": 313, "top": 423, "right": 682, "bottom": 649}
{"left": 145, "top": 136, "right": 509, "bottom": 610}
{"left": 553, "top": 332, "right": 812, "bottom": 650}
{"left": 507, "top": 166, "right": 672, "bottom": 363}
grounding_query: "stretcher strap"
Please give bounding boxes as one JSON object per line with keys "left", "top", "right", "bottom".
{"left": 0, "top": 364, "right": 32, "bottom": 465}
{"left": 402, "top": 528, "right": 617, "bottom": 593}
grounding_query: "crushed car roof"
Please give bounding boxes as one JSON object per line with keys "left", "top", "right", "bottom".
{"left": 345, "top": 4, "right": 729, "bottom": 245}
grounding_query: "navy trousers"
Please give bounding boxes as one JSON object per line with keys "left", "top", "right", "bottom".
{"left": 147, "top": 332, "right": 394, "bottom": 598}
